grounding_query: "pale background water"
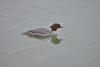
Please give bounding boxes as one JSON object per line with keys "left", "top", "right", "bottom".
{"left": 0, "top": 0, "right": 100, "bottom": 67}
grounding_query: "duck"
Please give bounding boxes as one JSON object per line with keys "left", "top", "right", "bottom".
{"left": 21, "top": 23, "right": 64, "bottom": 37}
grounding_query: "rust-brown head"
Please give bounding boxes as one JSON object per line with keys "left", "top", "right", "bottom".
{"left": 50, "top": 23, "right": 64, "bottom": 31}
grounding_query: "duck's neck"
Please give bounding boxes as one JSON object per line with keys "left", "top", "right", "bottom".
{"left": 51, "top": 28, "right": 57, "bottom": 31}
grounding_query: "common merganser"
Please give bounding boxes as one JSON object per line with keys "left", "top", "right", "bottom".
{"left": 22, "top": 23, "right": 64, "bottom": 37}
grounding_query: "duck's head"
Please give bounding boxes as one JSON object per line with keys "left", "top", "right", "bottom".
{"left": 50, "top": 23, "right": 64, "bottom": 31}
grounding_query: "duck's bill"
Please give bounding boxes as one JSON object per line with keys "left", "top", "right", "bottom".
{"left": 59, "top": 27, "right": 65, "bottom": 28}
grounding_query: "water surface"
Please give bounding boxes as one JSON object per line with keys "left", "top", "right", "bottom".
{"left": 0, "top": 0, "right": 100, "bottom": 67}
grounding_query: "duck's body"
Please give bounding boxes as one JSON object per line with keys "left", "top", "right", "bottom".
{"left": 22, "top": 23, "right": 64, "bottom": 37}
{"left": 22, "top": 28, "right": 57, "bottom": 37}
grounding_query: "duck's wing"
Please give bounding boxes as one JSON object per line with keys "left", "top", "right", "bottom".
{"left": 21, "top": 28, "right": 50, "bottom": 35}
{"left": 30, "top": 28, "right": 50, "bottom": 34}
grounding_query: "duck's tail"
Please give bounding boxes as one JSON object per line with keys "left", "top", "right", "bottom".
{"left": 21, "top": 30, "right": 32, "bottom": 35}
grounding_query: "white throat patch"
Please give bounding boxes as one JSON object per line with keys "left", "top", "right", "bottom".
{"left": 52, "top": 31, "right": 57, "bottom": 35}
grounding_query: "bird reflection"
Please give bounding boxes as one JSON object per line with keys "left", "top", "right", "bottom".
{"left": 51, "top": 35, "right": 63, "bottom": 44}
{"left": 26, "top": 34, "right": 63, "bottom": 45}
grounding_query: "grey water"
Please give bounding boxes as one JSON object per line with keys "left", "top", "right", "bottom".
{"left": 0, "top": 0, "right": 100, "bottom": 67}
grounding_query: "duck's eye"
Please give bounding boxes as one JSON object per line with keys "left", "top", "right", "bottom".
{"left": 58, "top": 25, "right": 61, "bottom": 27}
